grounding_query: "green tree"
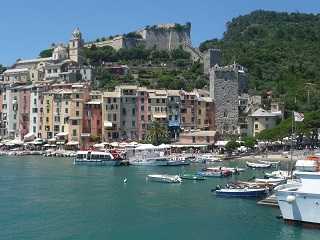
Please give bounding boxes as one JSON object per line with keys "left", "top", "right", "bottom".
{"left": 243, "top": 137, "right": 256, "bottom": 149}
{"left": 144, "top": 122, "right": 169, "bottom": 146}
{"left": 225, "top": 140, "right": 240, "bottom": 154}
{"left": 39, "top": 48, "right": 54, "bottom": 58}
{"left": 0, "top": 64, "right": 6, "bottom": 74}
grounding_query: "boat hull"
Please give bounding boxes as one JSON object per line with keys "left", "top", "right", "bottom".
{"left": 74, "top": 159, "right": 121, "bottom": 166}
{"left": 215, "top": 189, "right": 268, "bottom": 197}
{"left": 277, "top": 191, "right": 320, "bottom": 224}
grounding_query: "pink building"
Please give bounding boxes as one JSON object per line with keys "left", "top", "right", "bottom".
{"left": 82, "top": 100, "right": 102, "bottom": 149}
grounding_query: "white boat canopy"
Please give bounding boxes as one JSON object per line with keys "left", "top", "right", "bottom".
{"left": 56, "top": 132, "right": 68, "bottom": 137}
{"left": 23, "top": 133, "right": 36, "bottom": 142}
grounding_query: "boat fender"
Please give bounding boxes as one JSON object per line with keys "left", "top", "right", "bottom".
{"left": 286, "top": 195, "right": 296, "bottom": 203}
{"left": 123, "top": 178, "right": 128, "bottom": 184}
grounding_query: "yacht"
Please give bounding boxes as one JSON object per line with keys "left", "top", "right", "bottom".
{"left": 74, "top": 151, "right": 121, "bottom": 166}
{"left": 276, "top": 171, "right": 320, "bottom": 224}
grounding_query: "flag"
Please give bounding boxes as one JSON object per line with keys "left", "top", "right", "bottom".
{"left": 293, "top": 112, "right": 304, "bottom": 122}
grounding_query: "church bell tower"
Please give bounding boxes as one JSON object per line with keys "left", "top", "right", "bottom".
{"left": 69, "top": 27, "right": 84, "bottom": 64}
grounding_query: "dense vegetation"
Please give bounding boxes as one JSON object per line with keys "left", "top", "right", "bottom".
{"left": 257, "top": 111, "right": 320, "bottom": 141}
{"left": 83, "top": 45, "right": 207, "bottom": 91}
{"left": 200, "top": 10, "right": 320, "bottom": 113}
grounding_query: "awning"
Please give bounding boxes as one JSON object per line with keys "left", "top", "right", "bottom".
{"left": 104, "top": 121, "right": 113, "bottom": 128}
{"left": 93, "top": 143, "right": 107, "bottom": 148}
{"left": 24, "top": 133, "right": 36, "bottom": 141}
{"left": 153, "top": 113, "right": 167, "bottom": 119}
{"left": 56, "top": 141, "right": 66, "bottom": 145}
{"left": 66, "top": 141, "right": 79, "bottom": 146}
{"left": 48, "top": 138, "right": 57, "bottom": 142}
{"left": 109, "top": 142, "right": 119, "bottom": 147}
{"left": 5, "top": 139, "right": 24, "bottom": 146}
{"left": 56, "top": 132, "right": 68, "bottom": 137}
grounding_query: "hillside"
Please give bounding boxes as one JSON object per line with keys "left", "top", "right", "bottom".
{"left": 200, "top": 10, "right": 320, "bottom": 112}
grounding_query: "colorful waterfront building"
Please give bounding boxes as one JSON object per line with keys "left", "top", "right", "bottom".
{"left": 136, "top": 87, "right": 150, "bottom": 141}
{"left": 116, "top": 85, "right": 138, "bottom": 140}
{"left": 82, "top": 91, "right": 103, "bottom": 149}
{"left": 167, "top": 90, "right": 181, "bottom": 140}
{"left": 102, "top": 91, "right": 121, "bottom": 142}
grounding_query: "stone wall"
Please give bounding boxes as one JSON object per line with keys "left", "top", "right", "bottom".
{"left": 137, "top": 24, "right": 191, "bottom": 51}
{"left": 210, "top": 65, "right": 239, "bottom": 135}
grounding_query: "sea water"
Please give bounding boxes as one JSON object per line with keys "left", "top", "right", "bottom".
{"left": 0, "top": 156, "right": 319, "bottom": 240}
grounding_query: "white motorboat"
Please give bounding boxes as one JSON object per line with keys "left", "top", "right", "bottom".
{"left": 74, "top": 151, "right": 121, "bottom": 166}
{"left": 147, "top": 174, "right": 182, "bottom": 183}
{"left": 246, "top": 161, "right": 271, "bottom": 169}
{"left": 276, "top": 171, "right": 320, "bottom": 224}
{"left": 130, "top": 157, "right": 169, "bottom": 166}
{"left": 206, "top": 167, "right": 245, "bottom": 174}
{"left": 265, "top": 170, "right": 290, "bottom": 179}
{"left": 254, "top": 178, "right": 286, "bottom": 186}
{"left": 258, "top": 160, "right": 280, "bottom": 167}
{"left": 167, "top": 155, "right": 190, "bottom": 166}
{"left": 197, "top": 154, "right": 222, "bottom": 162}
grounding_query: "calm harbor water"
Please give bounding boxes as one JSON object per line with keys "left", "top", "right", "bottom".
{"left": 0, "top": 156, "right": 319, "bottom": 240}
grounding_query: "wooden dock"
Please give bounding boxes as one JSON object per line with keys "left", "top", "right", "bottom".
{"left": 257, "top": 194, "right": 279, "bottom": 207}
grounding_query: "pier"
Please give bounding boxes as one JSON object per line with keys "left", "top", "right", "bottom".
{"left": 257, "top": 194, "right": 278, "bottom": 207}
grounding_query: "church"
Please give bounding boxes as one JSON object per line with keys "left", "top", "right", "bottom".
{"left": 2, "top": 28, "right": 92, "bottom": 84}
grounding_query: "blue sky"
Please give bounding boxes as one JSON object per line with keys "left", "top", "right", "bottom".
{"left": 1, "top": 0, "right": 320, "bottom": 65}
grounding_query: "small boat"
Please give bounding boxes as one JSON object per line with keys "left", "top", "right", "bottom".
{"left": 167, "top": 156, "right": 190, "bottom": 166}
{"left": 258, "top": 160, "right": 280, "bottom": 167}
{"left": 205, "top": 167, "right": 245, "bottom": 174}
{"left": 246, "top": 161, "right": 271, "bottom": 169}
{"left": 197, "top": 154, "right": 223, "bottom": 162}
{"left": 129, "top": 157, "right": 169, "bottom": 166}
{"left": 254, "top": 178, "right": 286, "bottom": 186}
{"left": 180, "top": 174, "right": 206, "bottom": 181}
{"left": 265, "top": 170, "right": 290, "bottom": 179}
{"left": 147, "top": 174, "right": 182, "bottom": 183}
{"left": 198, "top": 169, "right": 232, "bottom": 177}
{"left": 213, "top": 185, "right": 269, "bottom": 197}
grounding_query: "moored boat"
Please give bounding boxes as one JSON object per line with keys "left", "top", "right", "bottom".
{"left": 197, "top": 154, "right": 223, "bottom": 163}
{"left": 74, "top": 151, "right": 121, "bottom": 166}
{"left": 147, "top": 174, "right": 182, "bottom": 183}
{"left": 213, "top": 187, "right": 269, "bottom": 197}
{"left": 276, "top": 171, "right": 320, "bottom": 224}
{"left": 246, "top": 161, "right": 271, "bottom": 169}
{"left": 258, "top": 160, "right": 280, "bottom": 167}
{"left": 180, "top": 173, "right": 205, "bottom": 181}
{"left": 198, "top": 169, "right": 232, "bottom": 177}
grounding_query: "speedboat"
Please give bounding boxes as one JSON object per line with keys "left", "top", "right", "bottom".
{"left": 258, "top": 160, "right": 280, "bottom": 167}
{"left": 265, "top": 170, "right": 290, "bottom": 179}
{"left": 130, "top": 157, "right": 169, "bottom": 166}
{"left": 198, "top": 169, "right": 232, "bottom": 177}
{"left": 276, "top": 171, "right": 320, "bottom": 224}
{"left": 74, "top": 151, "right": 121, "bottom": 166}
{"left": 180, "top": 173, "right": 206, "bottom": 181}
{"left": 147, "top": 174, "right": 182, "bottom": 183}
{"left": 246, "top": 161, "right": 271, "bottom": 169}
{"left": 205, "top": 167, "right": 245, "bottom": 174}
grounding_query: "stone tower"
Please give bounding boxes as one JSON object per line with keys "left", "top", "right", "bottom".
{"left": 69, "top": 27, "right": 84, "bottom": 64}
{"left": 209, "top": 64, "right": 239, "bottom": 135}
{"left": 203, "top": 49, "right": 222, "bottom": 75}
